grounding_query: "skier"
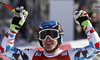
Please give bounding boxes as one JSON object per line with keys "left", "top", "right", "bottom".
{"left": 0, "top": 6, "right": 100, "bottom": 60}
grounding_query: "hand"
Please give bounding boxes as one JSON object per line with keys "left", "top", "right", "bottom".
{"left": 14, "top": 6, "right": 28, "bottom": 22}
{"left": 10, "top": 6, "right": 28, "bottom": 33}
{"left": 73, "top": 10, "right": 90, "bottom": 25}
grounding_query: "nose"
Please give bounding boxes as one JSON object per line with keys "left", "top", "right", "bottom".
{"left": 45, "top": 36, "right": 52, "bottom": 41}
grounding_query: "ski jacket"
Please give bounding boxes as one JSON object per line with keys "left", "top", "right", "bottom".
{"left": 0, "top": 24, "right": 100, "bottom": 60}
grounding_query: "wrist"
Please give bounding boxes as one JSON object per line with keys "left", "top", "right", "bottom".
{"left": 76, "top": 16, "right": 89, "bottom": 25}
{"left": 81, "top": 20, "right": 91, "bottom": 29}
{"left": 10, "top": 24, "right": 20, "bottom": 33}
{"left": 10, "top": 17, "right": 24, "bottom": 33}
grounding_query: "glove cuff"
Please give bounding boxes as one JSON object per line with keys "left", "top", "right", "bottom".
{"left": 10, "top": 17, "right": 24, "bottom": 33}
{"left": 81, "top": 20, "right": 91, "bottom": 29}
{"left": 76, "top": 16, "right": 89, "bottom": 25}
{"left": 10, "top": 24, "right": 20, "bottom": 33}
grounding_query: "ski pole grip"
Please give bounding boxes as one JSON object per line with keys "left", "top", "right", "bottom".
{"left": 12, "top": 9, "right": 26, "bottom": 17}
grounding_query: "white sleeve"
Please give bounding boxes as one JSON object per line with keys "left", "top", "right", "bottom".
{"left": 68, "top": 24, "right": 100, "bottom": 60}
{"left": 68, "top": 46, "right": 98, "bottom": 60}
{"left": 3, "top": 48, "right": 37, "bottom": 60}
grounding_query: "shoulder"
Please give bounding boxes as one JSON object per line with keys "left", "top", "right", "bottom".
{"left": 22, "top": 48, "right": 38, "bottom": 53}
{"left": 31, "top": 50, "right": 44, "bottom": 57}
{"left": 60, "top": 50, "right": 68, "bottom": 56}
{"left": 22, "top": 48, "right": 40, "bottom": 59}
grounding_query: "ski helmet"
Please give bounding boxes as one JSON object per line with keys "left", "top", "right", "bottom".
{"left": 38, "top": 20, "right": 64, "bottom": 47}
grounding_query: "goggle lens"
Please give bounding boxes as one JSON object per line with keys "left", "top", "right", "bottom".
{"left": 39, "top": 29, "right": 59, "bottom": 41}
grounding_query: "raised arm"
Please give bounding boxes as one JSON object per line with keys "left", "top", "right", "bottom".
{"left": 0, "top": 6, "right": 28, "bottom": 53}
{"left": 74, "top": 10, "right": 100, "bottom": 50}
{"left": 68, "top": 10, "right": 100, "bottom": 60}
{"left": 0, "top": 6, "right": 36, "bottom": 59}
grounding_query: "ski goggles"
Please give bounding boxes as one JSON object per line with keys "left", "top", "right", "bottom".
{"left": 39, "top": 29, "right": 60, "bottom": 41}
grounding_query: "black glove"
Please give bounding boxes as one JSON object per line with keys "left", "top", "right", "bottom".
{"left": 10, "top": 6, "right": 28, "bottom": 33}
{"left": 73, "top": 10, "right": 91, "bottom": 29}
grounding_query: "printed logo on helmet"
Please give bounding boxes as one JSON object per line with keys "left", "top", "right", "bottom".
{"left": 40, "top": 20, "right": 57, "bottom": 29}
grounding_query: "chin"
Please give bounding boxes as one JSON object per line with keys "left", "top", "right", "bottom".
{"left": 46, "top": 49, "right": 52, "bottom": 51}
{"left": 45, "top": 48, "right": 54, "bottom": 51}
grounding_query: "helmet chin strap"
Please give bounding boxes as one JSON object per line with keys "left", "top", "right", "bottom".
{"left": 44, "top": 44, "right": 59, "bottom": 53}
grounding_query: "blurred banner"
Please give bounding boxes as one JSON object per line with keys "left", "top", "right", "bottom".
{"left": 49, "top": 0, "right": 74, "bottom": 42}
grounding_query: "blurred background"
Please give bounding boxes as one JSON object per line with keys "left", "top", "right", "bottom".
{"left": 0, "top": 0, "right": 100, "bottom": 60}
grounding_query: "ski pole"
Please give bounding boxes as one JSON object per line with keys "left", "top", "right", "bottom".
{"left": 0, "top": 1, "right": 26, "bottom": 16}
{"left": 84, "top": 6, "right": 100, "bottom": 15}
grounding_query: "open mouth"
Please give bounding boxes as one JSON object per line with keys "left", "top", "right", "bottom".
{"left": 46, "top": 43, "right": 53, "bottom": 47}
{"left": 46, "top": 43, "right": 52, "bottom": 45}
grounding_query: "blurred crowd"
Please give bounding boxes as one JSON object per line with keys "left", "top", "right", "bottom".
{"left": 0, "top": 0, "right": 100, "bottom": 42}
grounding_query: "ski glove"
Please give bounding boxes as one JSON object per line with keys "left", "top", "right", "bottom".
{"left": 73, "top": 10, "right": 91, "bottom": 29}
{"left": 10, "top": 6, "right": 28, "bottom": 33}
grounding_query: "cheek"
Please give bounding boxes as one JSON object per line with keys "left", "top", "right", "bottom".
{"left": 53, "top": 40, "right": 58, "bottom": 46}
{"left": 42, "top": 41, "right": 45, "bottom": 46}
{"left": 42, "top": 41, "right": 47, "bottom": 48}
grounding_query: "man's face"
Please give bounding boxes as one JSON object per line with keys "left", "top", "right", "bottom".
{"left": 42, "top": 36, "right": 58, "bottom": 51}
